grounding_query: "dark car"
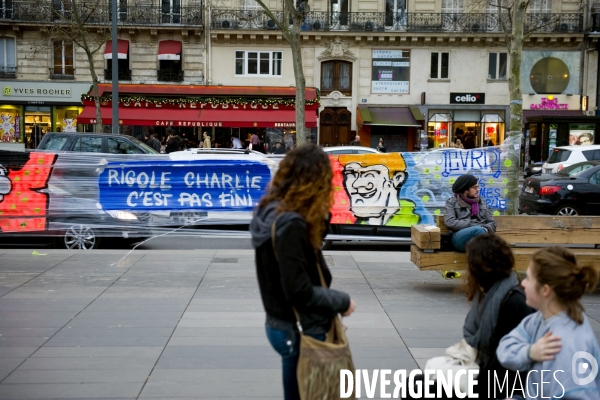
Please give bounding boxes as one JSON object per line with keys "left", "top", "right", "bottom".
{"left": 519, "top": 161, "right": 600, "bottom": 216}
{"left": 524, "top": 161, "right": 544, "bottom": 178}
{"left": 37, "top": 132, "right": 158, "bottom": 154}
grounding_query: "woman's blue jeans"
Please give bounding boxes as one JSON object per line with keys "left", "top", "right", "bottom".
{"left": 452, "top": 226, "right": 487, "bottom": 252}
{"left": 265, "top": 325, "right": 326, "bottom": 400}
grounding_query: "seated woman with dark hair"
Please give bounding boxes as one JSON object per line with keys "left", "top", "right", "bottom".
{"left": 463, "top": 234, "right": 533, "bottom": 398}
{"left": 406, "top": 234, "right": 533, "bottom": 399}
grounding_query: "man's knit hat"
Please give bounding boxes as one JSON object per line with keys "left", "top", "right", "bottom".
{"left": 452, "top": 175, "right": 478, "bottom": 194}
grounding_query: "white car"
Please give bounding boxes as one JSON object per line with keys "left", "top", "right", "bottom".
{"left": 323, "top": 146, "right": 382, "bottom": 154}
{"left": 542, "top": 145, "right": 600, "bottom": 174}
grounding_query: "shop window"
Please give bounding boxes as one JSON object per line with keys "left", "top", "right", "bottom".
{"left": 0, "top": 106, "right": 20, "bottom": 142}
{"left": 481, "top": 113, "right": 505, "bottom": 146}
{"left": 54, "top": 106, "right": 81, "bottom": 132}
{"left": 321, "top": 60, "right": 352, "bottom": 96}
{"left": 75, "top": 136, "right": 102, "bottom": 153}
{"left": 24, "top": 107, "right": 51, "bottom": 149}
{"left": 529, "top": 57, "right": 569, "bottom": 94}
{"left": 430, "top": 52, "right": 449, "bottom": 79}
{"left": 235, "top": 51, "right": 282, "bottom": 77}
{"left": 0, "top": 37, "right": 16, "bottom": 78}
{"left": 52, "top": 41, "right": 74, "bottom": 79}
{"left": 488, "top": 52, "right": 507, "bottom": 80}
{"left": 427, "top": 113, "right": 453, "bottom": 149}
{"left": 105, "top": 40, "right": 131, "bottom": 81}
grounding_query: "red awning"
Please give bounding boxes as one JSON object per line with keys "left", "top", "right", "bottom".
{"left": 199, "top": 108, "right": 317, "bottom": 128}
{"left": 104, "top": 40, "right": 129, "bottom": 59}
{"left": 158, "top": 40, "right": 182, "bottom": 61}
{"left": 77, "top": 106, "right": 317, "bottom": 128}
{"left": 77, "top": 106, "right": 201, "bottom": 126}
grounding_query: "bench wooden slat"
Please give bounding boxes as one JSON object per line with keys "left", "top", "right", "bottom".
{"left": 411, "top": 224, "right": 441, "bottom": 250}
{"left": 435, "top": 215, "right": 600, "bottom": 245}
{"left": 411, "top": 245, "right": 600, "bottom": 271}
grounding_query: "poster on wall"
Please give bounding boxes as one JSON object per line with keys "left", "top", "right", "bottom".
{"left": 371, "top": 50, "right": 410, "bottom": 94}
{"left": 569, "top": 124, "right": 594, "bottom": 145}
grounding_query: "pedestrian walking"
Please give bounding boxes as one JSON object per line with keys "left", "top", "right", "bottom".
{"left": 349, "top": 135, "right": 361, "bottom": 146}
{"left": 497, "top": 246, "right": 600, "bottom": 399}
{"left": 231, "top": 135, "right": 243, "bottom": 149}
{"left": 165, "top": 131, "right": 180, "bottom": 154}
{"left": 249, "top": 144, "right": 356, "bottom": 400}
{"left": 444, "top": 174, "right": 496, "bottom": 252}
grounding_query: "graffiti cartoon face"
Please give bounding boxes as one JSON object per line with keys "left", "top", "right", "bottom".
{"left": 0, "top": 166, "right": 11, "bottom": 202}
{"left": 339, "top": 153, "right": 411, "bottom": 222}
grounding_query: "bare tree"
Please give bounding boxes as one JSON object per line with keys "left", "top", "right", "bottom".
{"left": 467, "top": 0, "right": 583, "bottom": 214}
{"left": 47, "top": 0, "right": 111, "bottom": 132}
{"left": 252, "top": 0, "right": 310, "bottom": 145}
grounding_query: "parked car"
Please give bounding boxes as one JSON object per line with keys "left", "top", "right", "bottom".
{"left": 37, "top": 132, "right": 158, "bottom": 154}
{"left": 519, "top": 161, "right": 600, "bottom": 216}
{"left": 542, "top": 144, "right": 600, "bottom": 174}
{"left": 323, "top": 146, "right": 381, "bottom": 154}
{"left": 524, "top": 161, "right": 545, "bottom": 178}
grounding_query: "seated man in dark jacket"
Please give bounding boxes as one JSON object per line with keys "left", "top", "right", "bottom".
{"left": 444, "top": 174, "right": 496, "bottom": 252}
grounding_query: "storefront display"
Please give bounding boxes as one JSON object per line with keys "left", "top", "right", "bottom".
{"left": 0, "top": 105, "right": 21, "bottom": 142}
{"left": 54, "top": 106, "right": 83, "bottom": 132}
{"left": 427, "top": 114, "right": 452, "bottom": 148}
{"left": 569, "top": 123, "right": 595, "bottom": 145}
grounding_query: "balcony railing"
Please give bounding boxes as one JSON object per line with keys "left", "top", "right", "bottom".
{"left": 157, "top": 69, "right": 184, "bottom": 82}
{"left": 0, "top": 1, "right": 203, "bottom": 26}
{"left": 104, "top": 68, "right": 132, "bottom": 81}
{"left": 211, "top": 10, "right": 583, "bottom": 33}
{"left": 0, "top": 66, "right": 16, "bottom": 78}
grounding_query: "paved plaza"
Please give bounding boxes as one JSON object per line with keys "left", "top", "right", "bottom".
{"left": 0, "top": 248, "right": 599, "bottom": 399}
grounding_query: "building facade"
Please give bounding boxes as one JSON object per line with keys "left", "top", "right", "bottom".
{"left": 1, "top": 0, "right": 598, "bottom": 157}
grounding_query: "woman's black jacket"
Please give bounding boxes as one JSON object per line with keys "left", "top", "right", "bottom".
{"left": 253, "top": 213, "right": 350, "bottom": 335}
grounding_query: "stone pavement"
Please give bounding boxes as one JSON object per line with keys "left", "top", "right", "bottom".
{"left": 0, "top": 248, "right": 599, "bottom": 400}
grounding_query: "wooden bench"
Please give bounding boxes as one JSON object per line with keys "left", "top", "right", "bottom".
{"left": 411, "top": 215, "right": 600, "bottom": 271}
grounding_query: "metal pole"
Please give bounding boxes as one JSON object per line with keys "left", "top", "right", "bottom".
{"left": 111, "top": 0, "right": 119, "bottom": 134}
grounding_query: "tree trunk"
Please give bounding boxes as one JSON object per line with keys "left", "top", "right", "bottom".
{"left": 505, "top": 3, "right": 527, "bottom": 215}
{"left": 82, "top": 35, "right": 103, "bottom": 133}
{"left": 289, "top": 36, "right": 306, "bottom": 145}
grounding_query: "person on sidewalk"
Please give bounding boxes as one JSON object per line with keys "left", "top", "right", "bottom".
{"left": 250, "top": 144, "right": 356, "bottom": 400}
{"left": 349, "top": 135, "right": 361, "bottom": 146}
{"left": 406, "top": 234, "right": 533, "bottom": 400}
{"left": 444, "top": 174, "right": 496, "bottom": 252}
{"left": 203, "top": 132, "right": 211, "bottom": 149}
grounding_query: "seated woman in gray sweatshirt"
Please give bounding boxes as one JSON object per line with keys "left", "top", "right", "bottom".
{"left": 497, "top": 247, "right": 600, "bottom": 400}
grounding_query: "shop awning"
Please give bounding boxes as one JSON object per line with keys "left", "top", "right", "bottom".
{"left": 77, "top": 106, "right": 318, "bottom": 128}
{"left": 104, "top": 40, "right": 129, "bottom": 59}
{"left": 358, "top": 106, "right": 422, "bottom": 127}
{"left": 523, "top": 110, "right": 584, "bottom": 123}
{"left": 158, "top": 40, "right": 182, "bottom": 61}
{"left": 77, "top": 106, "right": 201, "bottom": 125}
{"left": 199, "top": 108, "right": 317, "bottom": 128}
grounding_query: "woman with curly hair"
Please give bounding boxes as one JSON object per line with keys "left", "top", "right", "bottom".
{"left": 250, "top": 144, "right": 356, "bottom": 400}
